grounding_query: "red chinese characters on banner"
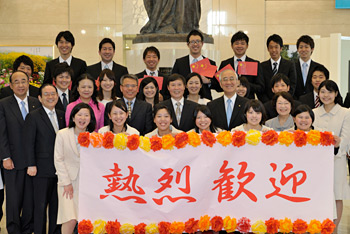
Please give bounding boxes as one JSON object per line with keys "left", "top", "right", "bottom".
{"left": 212, "top": 161, "right": 257, "bottom": 202}
{"left": 265, "top": 163, "right": 310, "bottom": 202}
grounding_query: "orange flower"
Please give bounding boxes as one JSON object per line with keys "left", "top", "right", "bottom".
{"left": 162, "top": 134, "right": 175, "bottom": 150}
{"left": 198, "top": 215, "right": 211, "bottom": 232}
{"left": 236, "top": 217, "right": 251, "bottom": 233}
{"left": 279, "top": 218, "right": 293, "bottom": 233}
{"left": 90, "top": 132, "right": 103, "bottom": 148}
{"left": 158, "top": 221, "right": 171, "bottom": 234}
{"left": 307, "top": 219, "right": 322, "bottom": 234}
{"left": 78, "top": 132, "right": 90, "bottom": 147}
{"left": 306, "top": 130, "right": 321, "bottom": 146}
{"left": 292, "top": 219, "right": 308, "bottom": 234}
{"left": 78, "top": 219, "right": 93, "bottom": 234}
{"left": 184, "top": 218, "right": 199, "bottom": 234}
{"left": 223, "top": 216, "right": 236, "bottom": 233}
{"left": 127, "top": 134, "right": 140, "bottom": 151}
{"left": 265, "top": 218, "right": 279, "bottom": 234}
{"left": 150, "top": 135, "right": 162, "bottom": 152}
{"left": 187, "top": 131, "right": 201, "bottom": 147}
{"left": 216, "top": 131, "right": 233, "bottom": 147}
{"left": 103, "top": 132, "right": 115, "bottom": 149}
{"left": 201, "top": 130, "right": 216, "bottom": 147}
{"left": 261, "top": 130, "right": 279, "bottom": 146}
{"left": 278, "top": 131, "right": 294, "bottom": 146}
{"left": 232, "top": 131, "right": 246, "bottom": 147}
{"left": 294, "top": 130, "right": 307, "bottom": 147}
{"left": 135, "top": 223, "right": 146, "bottom": 234}
{"left": 320, "top": 131, "right": 334, "bottom": 146}
{"left": 321, "top": 219, "right": 336, "bottom": 234}
{"left": 169, "top": 221, "right": 185, "bottom": 234}
{"left": 105, "top": 220, "right": 121, "bottom": 234}
{"left": 211, "top": 216, "right": 224, "bottom": 232}
{"left": 174, "top": 132, "right": 189, "bottom": 149}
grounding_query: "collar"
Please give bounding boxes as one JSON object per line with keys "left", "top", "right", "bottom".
{"left": 171, "top": 97, "right": 184, "bottom": 106}
{"left": 299, "top": 58, "right": 311, "bottom": 67}
{"left": 189, "top": 54, "right": 203, "bottom": 64}
{"left": 43, "top": 106, "right": 56, "bottom": 115}
{"left": 234, "top": 55, "right": 247, "bottom": 61}
{"left": 313, "top": 90, "right": 318, "bottom": 100}
{"left": 59, "top": 55, "right": 72, "bottom": 65}
{"left": 77, "top": 97, "right": 94, "bottom": 106}
{"left": 223, "top": 93, "right": 237, "bottom": 104}
{"left": 123, "top": 97, "right": 136, "bottom": 104}
{"left": 14, "top": 94, "right": 28, "bottom": 105}
{"left": 318, "top": 103, "right": 341, "bottom": 116}
{"left": 101, "top": 61, "right": 113, "bottom": 70}
{"left": 57, "top": 88, "right": 69, "bottom": 98}
{"left": 270, "top": 57, "right": 281, "bottom": 66}
{"left": 146, "top": 68, "right": 158, "bottom": 76}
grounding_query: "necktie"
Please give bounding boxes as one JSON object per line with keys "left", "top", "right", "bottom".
{"left": 175, "top": 102, "right": 181, "bottom": 125}
{"left": 272, "top": 62, "right": 278, "bottom": 76}
{"left": 302, "top": 62, "right": 308, "bottom": 85}
{"left": 315, "top": 95, "right": 320, "bottom": 108}
{"left": 104, "top": 64, "right": 109, "bottom": 69}
{"left": 20, "top": 101, "right": 27, "bottom": 120}
{"left": 150, "top": 71, "right": 155, "bottom": 76}
{"left": 236, "top": 59, "right": 242, "bottom": 74}
{"left": 62, "top": 93, "right": 68, "bottom": 111}
{"left": 127, "top": 101, "right": 132, "bottom": 119}
{"left": 226, "top": 99, "right": 232, "bottom": 127}
{"left": 49, "top": 111, "right": 59, "bottom": 133}
{"left": 192, "top": 58, "right": 198, "bottom": 64}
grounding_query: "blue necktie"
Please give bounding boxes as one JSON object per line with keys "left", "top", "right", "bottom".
{"left": 104, "top": 64, "right": 109, "bottom": 70}
{"left": 20, "top": 101, "right": 27, "bottom": 120}
{"left": 302, "top": 62, "right": 308, "bottom": 85}
{"left": 236, "top": 58, "right": 242, "bottom": 74}
{"left": 226, "top": 99, "right": 232, "bottom": 127}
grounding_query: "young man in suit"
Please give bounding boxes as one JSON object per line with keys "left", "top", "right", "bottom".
{"left": 0, "top": 71, "right": 41, "bottom": 234}
{"left": 53, "top": 62, "right": 73, "bottom": 112}
{"left": 219, "top": 31, "right": 265, "bottom": 100}
{"left": 208, "top": 69, "right": 248, "bottom": 131}
{"left": 24, "top": 84, "right": 65, "bottom": 234}
{"left": 43, "top": 31, "right": 87, "bottom": 89}
{"left": 260, "top": 34, "right": 297, "bottom": 102}
{"left": 136, "top": 46, "right": 169, "bottom": 100}
{"left": 87, "top": 38, "right": 128, "bottom": 98}
{"left": 172, "top": 30, "right": 220, "bottom": 100}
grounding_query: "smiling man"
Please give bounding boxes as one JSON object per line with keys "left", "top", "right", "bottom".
{"left": 53, "top": 62, "right": 74, "bottom": 112}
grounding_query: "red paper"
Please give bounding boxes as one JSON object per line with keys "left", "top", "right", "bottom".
{"left": 191, "top": 58, "right": 218, "bottom": 78}
{"left": 237, "top": 61, "right": 258, "bottom": 76}
{"left": 138, "top": 75, "right": 164, "bottom": 91}
{"left": 214, "top": 64, "right": 235, "bottom": 82}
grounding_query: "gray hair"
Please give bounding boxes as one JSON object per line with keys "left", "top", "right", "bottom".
{"left": 120, "top": 74, "right": 138, "bottom": 85}
{"left": 219, "top": 69, "right": 237, "bottom": 81}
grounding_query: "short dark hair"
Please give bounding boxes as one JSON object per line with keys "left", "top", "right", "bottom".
{"left": 243, "top": 99, "right": 267, "bottom": 125}
{"left": 108, "top": 99, "right": 128, "bottom": 132}
{"left": 99, "top": 38, "right": 115, "bottom": 51}
{"left": 153, "top": 104, "right": 172, "bottom": 120}
{"left": 296, "top": 35, "right": 314, "bottom": 49}
{"left": 39, "top": 83, "right": 57, "bottom": 97}
{"left": 13, "top": 55, "right": 34, "bottom": 75}
{"left": 231, "top": 31, "right": 249, "bottom": 45}
{"left": 270, "top": 73, "right": 290, "bottom": 88}
{"left": 186, "top": 29, "right": 203, "bottom": 43}
{"left": 68, "top": 103, "right": 96, "bottom": 132}
{"left": 143, "top": 46, "right": 160, "bottom": 60}
{"left": 167, "top": 73, "right": 186, "bottom": 86}
{"left": 55, "top": 31, "right": 75, "bottom": 47}
{"left": 97, "top": 69, "right": 117, "bottom": 101}
{"left": 53, "top": 62, "right": 74, "bottom": 80}
{"left": 72, "top": 73, "right": 100, "bottom": 110}
{"left": 10, "top": 70, "right": 29, "bottom": 83}
{"left": 184, "top": 72, "right": 206, "bottom": 99}
{"left": 238, "top": 76, "right": 251, "bottom": 98}
{"left": 292, "top": 104, "right": 315, "bottom": 130}
{"left": 193, "top": 105, "right": 217, "bottom": 133}
{"left": 272, "top": 91, "right": 295, "bottom": 115}
{"left": 311, "top": 65, "right": 330, "bottom": 80}
{"left": 267, "top": 34, "right": 283, "bottom": 48}
{"left": 318, "top": 80, "right": 342, "bottom": 105}
{"left": 137, "top": 77, "right": 160, "bottom": 105}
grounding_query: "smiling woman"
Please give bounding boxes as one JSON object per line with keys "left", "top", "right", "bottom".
{"left": 185, "top": 72, "right": 210, "bottom": 105}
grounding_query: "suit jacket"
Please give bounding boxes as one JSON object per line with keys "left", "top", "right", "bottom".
{"left": 207, "top": 95, "right": 248, "bottom": 131}
{"left": 136, "top": 70, "right": 170, "bottom": 100}
{"left": 159, "top": 99, "right": 199, "bottom": 132}
{"left": 219, "top": 56, "right": 265, "bottom": 99}
{"left": 24, "top": 107, "right": 65, "bottom": 177}
{"left": 0, "top": 85, "right": 40, "bottom": 99}
{"left": 344, "top": 92, "right": 350, "bottom": 108}
{"left": 260, "top": 58, "right": 297, "bottom": 102}
{"left": 298, "top": 92, "right": 315, "bottom": 109}
{"left": 172, "top": 55, "right": 221, "bottom": 100}
{"left": 43, "top": 56, "right": 87, "bottom": 89}
{"left": 87, "top": 61, "right": 128, "bottom": 98}
{"left": 55, "top": 90, "right": 73, "bottom": 112}
{"left": 294, "top": 59, "right": 321, "bottom": 99}
{"left": 0, "top": 95, "right": 41, "bottom": 170}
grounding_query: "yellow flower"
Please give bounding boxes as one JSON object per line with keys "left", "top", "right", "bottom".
{"left": 114, "top": 133, "right": 127, "bottom": 150}
{"left": 278, "top": 131, "right": 294, "bottom": 146}
{"left": 307, "top": 219, "right": 322, "bottom": 234}
{"left": 223, "top": 216, "right": 236, "bottom": 232}
{"left": 216, "top": 131, "right": 233, "bottom": 147}
{"left": 93, "top": 219, "right": 106, "bottom": 234}
{"left": 198, "top": 215, "right": 211, "bottom": 232}
{"left": 145, "top": 223, "right": 159, "bottom": 234}
{"left": 279, "top": 217, "right": 293, "bottom": 233}
{"left": 162, "top": 134, "right": 175, "bottom": 150}
{"left": 307, "top": 130, "right": 321, "bottom": 146}
{"left": 139, "top": 136, "right": 151, "bottom": 152}
{"left": 245, "top": 129, "right": 261, "bottom": 145}
{"left": 251, "top": 220, "right": 266, "bottom": 234}
{"left": 187, "top": 131, "right": 201, "bottom": 147}
{"left": 120, "top": 223, "right": 135, "bottom": 234}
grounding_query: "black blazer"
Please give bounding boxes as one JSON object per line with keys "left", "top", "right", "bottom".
{"left": 87, "top": 61, "right": 128, "bottom": 98}
{"left": 294, "top": 59, "right": 321, "bottom": 99}
{"left": 171, "top": 55, "right": 221, "bottom": 100}
{"left": 0, "top": 96, "right": 41, "bottom": 170}
{"left": 44, "top": 56, "right": 87, "bottom": 89}
{"left": 208, "top": 95, "right": 248, "bottom": 131}
{"left": 298, "top": 92, "right": 315, "bottom": 109}
{"left": 136, "top": 70, "right": 170, "bottom": 100}
{"left": 55, "top": 90, "right": 73, "bottom": 112}
{"left": 23, "top": 107, "right": 65, "bottom": 177}
{"left": 260, "top": 58, "right": 297, "bottom": 102}
{"left": 159, "top": 99, "right": 199, "bottom": 132}
{"left": 0, "top": 85, "right": 40, "bottom": 99}
{"left": 219, "top": 56, "right": 264, "bottom": 100}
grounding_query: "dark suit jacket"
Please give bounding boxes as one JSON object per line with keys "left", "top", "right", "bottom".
{"left": 136, "top": 70, "right": 170, "bottom": 100}
{"left": 159, "top": 99, "right": 199, "bottom": 132}
{"left": 23, "top": 108, "right": 65, "bottom": 177}
{"left": 0, "top": 85, "right": 40, "bottom": 99}
{"left": 208, "top": 95, "right": 248, "bottom": 131}
{"left": 260, "top": 58, "right": 297, "bottom": 102}
{"left": 43, "top": 56, "right": 87, "bottom": 89}
{"left": 264, "top": 99, "right": 302, "bottom": 120}
{"left": 0, "top": 96, "right": 41, "bottom": 170}
{"left": 298, "top": 92, "right": 315, "bottom": 109}
{"left": 55, "top": 90, "right": 73, "bottom": 112}
{"left": 172, "top": 55, "right": 221, "bottom": 100}
{"left": 294, "top": 59, "right": 321, "bottom": 99}
{"left": 344, "top": 92, "right": 350, "bottom": 108}
{"left": 219, "top": 56, "right": 264, "bottom": 100}
{"left": 87, "top": 61, "right": 128, "bottom": 98}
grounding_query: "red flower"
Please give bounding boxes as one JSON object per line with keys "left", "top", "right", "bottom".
{"left": 174, "top": 132, "right": 189, "bottom": 149}
{"left": 293, "top": 130, "right": 307, "bottom": 147}
{"left": 158, "top": 221, "right": 171, "bottom": 234}
{"left": 265, "top": 218, "right": 279, "bottom": 234}
{"left": 232, "top": 131, "right": 246, "bottom": 147}
{"left": 211, "top": 216, "right": 224, "bottom": 232}
{"left": 201, "top": 130, "right": 216, "bottom": 147}
{"left": 293, "top": 219, "right": 308, "bottom": 234}
{"left": 103, "top": 132, "right": 115, "bottom": 149}
{"left": 135, "top": 223, "right": 147, "bottom": 234}
{"left": 184, "top": 218, "right": 199, "bottom": 234}
{"left": 78, "top": 132, "right": 90, "bottom": 147}
{"left": 236, "top": 217, "right": 251, "bottom": 233}
{"left": 78, "top": 219, "right": 93, "bottom": 234}
{"left": 150, "top": 135, "right": 162, "bottom": 152}
{"left": 127, "top": 134, "right": 140, "bottom": 151}
{"left": 262, "top": 130, "right": 279, "bottom": 146}
{"left": 105, "top": 219, "right": 121, "bottom": 234}
{"left": 320, "top": 131, "right": 334, "bottom": 146}
{"left": 321, "top": 219, "right": 336, "bottom": 234}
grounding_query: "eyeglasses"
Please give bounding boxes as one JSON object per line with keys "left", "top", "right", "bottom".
{"left": 12, "top": 80, "right": 28, "bottom": 86}
{"left": 189, "top": 40, "right": 202, "bottom": 45}
{"left": 122, "top": 84, "right": 137, "bottom": 88}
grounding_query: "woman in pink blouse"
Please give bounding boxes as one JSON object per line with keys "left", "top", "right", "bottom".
{"left": 65, "top": 73, "right": 105, "bottom": 131}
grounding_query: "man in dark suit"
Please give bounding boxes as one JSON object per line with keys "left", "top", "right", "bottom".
{"left": 219, "top": 31, "right": 264, "bottom": 100}
{"left": 0, "top": 55, "right": 39, "bottom": 99}
{"left": 208, "top": 69, "right": 248, "bottom": 131}
{"left": 294, "top": 35, "right": 323, "bottom": 99}
{"left": 87, "top": 38, "right": 128, "bottom": 98}
{"left": 24, "top": 84, "right": 65, "bottom": 234}
{"left": 0, "top": 71, "right": 41, "bottom": 234}
{"left": 136, "top": 46, "right": 170, "bottom": 100}
{"left": 43, "top": 31, "right": 87, "bottom": 90}
{"left": 172, "top": 30, "right": 221, "bottom": 100}
{"left": 260, "top": 34, "right": 297, "bottom": 102}
{"left": 159, "top": 74, "right": 198, "bottom": 132}
{"left": 52, "top": 62, "right": 73, "bottom": 112}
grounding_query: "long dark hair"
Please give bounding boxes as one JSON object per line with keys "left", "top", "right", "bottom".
{"left": 68, "top": 103, "right": 96, "bottom": 132}
{"left": 97, "top": 69, "right": 117, "bottom": 101}
{"left": 72, "top": 73, "right": 100, "bottom": 110}
{"left": 108, "top": 99, "right": 128, "bottom": 133}
{"left": 137, "top": 77, "right": 160, "bottom": 104}
{"left": 193, "top": 105, "right": 217, "bottom": 133}
{"left": 318, "top": 80, "right": 343, "bottom": 106}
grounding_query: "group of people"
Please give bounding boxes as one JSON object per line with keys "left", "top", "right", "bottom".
{"left": 0, "top": 28, "right": 349, "bottom": 234}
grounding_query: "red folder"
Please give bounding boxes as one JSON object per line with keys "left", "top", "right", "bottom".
{"left": 191, "top": 58, "right": 218, "bottom": 78}
{"left": 214, "top": 64, "right": 235, "bottom": 82}
{"left": 237, "top": 61, "right": 258, "bottom": 76}
{"left": 138, "top": 75, "right": 164, "bottom": 91}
